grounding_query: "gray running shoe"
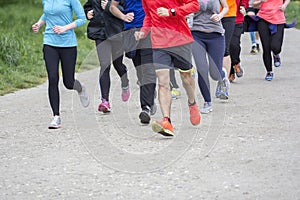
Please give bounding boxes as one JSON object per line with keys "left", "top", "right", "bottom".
{"left": 273, "top": 54, "right": 281, "bottom": 67}
{"left": 48, "top": 116, "right": 61, "bottom": 129}
{"left": 200, "top": 102, "right": 212, "bottom": 114}
{"left": 139, "top": 106, "right": 154, "bottom": 124}
{"left": 150, "top": 104, "right": 157, "bottom": 115}
{"left": 234, "top": 63, "right": 244, "bottom": 78}
{"left": 139, "top": 109, "right": 151, "bottom": 124}
{"left": 78, "top": 84, "right": 90, "bottom": 107}
{"left": 219, "top": 78, "right": 230, "bottom": 100}
{"left": 216, "top": 68, "right": 228, "bottom": 98}
{"left": 215, "top": 80, "right": 221, "bottom": 98}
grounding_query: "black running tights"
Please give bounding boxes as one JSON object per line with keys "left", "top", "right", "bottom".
{"left": 43, "top": 45, "right": 82, "bottom": 116}
{"left": 257, "top": 19, "right": 284, "bottom": 72}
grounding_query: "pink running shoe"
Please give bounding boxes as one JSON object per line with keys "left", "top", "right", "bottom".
{"left": 121, "top": 86, "right": 130, "bottom": 102}
{"left": 98, "top": 99, "right": 111, "bottom": 113}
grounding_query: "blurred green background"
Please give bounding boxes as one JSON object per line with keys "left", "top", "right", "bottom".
{"left": 0, "top": 0, "right": 299, "bottom": 96}
{"left": 0, "top": 0, "right": 94, "bottom": 96}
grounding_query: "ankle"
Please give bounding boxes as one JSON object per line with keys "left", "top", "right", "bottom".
{"left": 188, "top": 100, "right": 196, "bottom": 106}
{"left": 163, "top": 117, "right": 172, "bottom": 123}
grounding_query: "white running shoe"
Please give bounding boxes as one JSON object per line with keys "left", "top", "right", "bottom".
{"left": 48, "top": 116, "right": 61, "bottom": 129}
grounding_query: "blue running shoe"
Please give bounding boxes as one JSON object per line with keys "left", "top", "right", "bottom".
{"left": 265, "top": 72, "right": 274, "bottom": 81}
{"left": 200, "top": 102, "right": 213, "bottom": 114}
{"left": 273, "top": 54, "right": 281, "bottom": 67}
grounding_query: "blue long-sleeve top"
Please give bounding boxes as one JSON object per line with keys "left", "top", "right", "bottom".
{"left": 40, "top": 0, "right": 86, "bottom": 47}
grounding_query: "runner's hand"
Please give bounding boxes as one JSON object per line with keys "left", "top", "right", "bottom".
{"left": 101, "top": 0, "right": 108, "bottom": 10}
{"left": 240, "top": 6, "right": 246, "bottom": 16}
{"left": 134, "top": 31, "right": 145, "bottom": 40}
{"left": 157, "top": 7, "right": 169, "bottom": 17}
{"left": 53, "top": 25, "right": 68, "bottom": 34}
{"left": 279, "top": 4, "right": 287, "bottom": 11}
{"left": 32, "top": 23, "right": 40, "bottom": 33}
{"left": 122, "top": 12, "right": 134, "bottom": 23}
{"left": 87, "top": 10, "right": 94, "bottom": 20}
{"left": 210, "top": 14, "right": 222, "bottom": 22}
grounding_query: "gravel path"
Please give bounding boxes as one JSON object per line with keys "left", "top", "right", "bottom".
{"left": 0, "top": 29, "right": 299, "bottom": 200}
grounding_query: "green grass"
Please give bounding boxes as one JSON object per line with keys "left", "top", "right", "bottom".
{"left": 286, "top": 1, "right": 300, "bottom": 29}
{"left": 0, "top": 0, "right": 95, "bottom": 96}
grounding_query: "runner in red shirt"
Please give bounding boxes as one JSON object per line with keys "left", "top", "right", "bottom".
{"left": 135, "top": 0, "right": 201, "bottom": 137}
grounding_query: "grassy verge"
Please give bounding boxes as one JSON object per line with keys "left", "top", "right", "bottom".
{"left": 285, "top": 1, "right": 300, "bottom": 29}
{"left": 0, "top": 1, "right": 95, "bottom": 96}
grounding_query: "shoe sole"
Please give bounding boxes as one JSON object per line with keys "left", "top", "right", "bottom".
{"left": 122, "top": 96, "right": 130, "bottom": 102}
{"left": 219, "top": 93, "right": 229, "bottom": 100}
{"left": 48, "top": 125, "right": 61, "bottom": 129}
{"left": 98, "top": 106, "right": 111, "bottom": 113}
{"left": 171, "top": 93, "right": 181, "bottom": 99}
{"left": 234, "top": 67, "right": 244, "bottom": 78}
{"left": 152, "top": 122, "right": 174, "bottom": 137}
{"left": 236, "top": 73, "right": 243, "bottom": 78}
{"left": 274, "top": 63, "right": 281, "bottom": 67}
{"left": 200, "top": 108, "right": 212, "bottom": 114}
{"left": 80, "top": 96, "right": 90, "bottom": 108}
{"left": 265, "top": 74, "right": 274, "bottom": 81}
{"left": 139, "top": 112, "right": 150, "bottom": 124}
{"left": 190, "top": 117, "right": 201, "bottom": 126}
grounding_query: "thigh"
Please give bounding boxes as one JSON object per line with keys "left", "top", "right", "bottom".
{"left": 138, "top": 34, "right": 153, "bottom": 66}
{"left": 123, "top": 28, "right": 139, "bottom": 58}
{"left": 60, "top": 47, "right": 77, "bottom": 82}
{"left": 111, "top": 39, "right": 125, "bottom": 61}
{"left": 153, "top": 49, "right": 173, "bottom": 70}
{"left": 257, "top": 19, "right": 271, "bottom": 51}
{"left": 43, "top": 45, "right": 60, "bottom": 78}
{"left": 231, "top": 24, "right": 243, "bottom": 46}
{"left": 222, "top": 17, "right": 236, "bottom": 56}
{"left": 171, "top": 44, "right": 192, "bottom": 71}
{"left": 271, "top": 24, "right": 284, "bottom": 50}
{"left": 191, "top": 32, "right": 209, "bottom": 73}
{"left": 207, "top": 33, "right": 225, "bottom": 68}
{"left": 96, "top": 39, "right": 112, "bottom": 68}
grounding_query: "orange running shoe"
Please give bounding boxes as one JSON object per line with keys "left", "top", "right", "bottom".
{"left": 189, "top": 102, "right": 201, "bottom": 125}
{"left": 152, "top": 117, "right": 174, "bottom": 137}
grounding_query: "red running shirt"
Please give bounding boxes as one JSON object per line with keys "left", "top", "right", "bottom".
{"left": 141, "top": 0, "right": 200, "bottom": 48}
